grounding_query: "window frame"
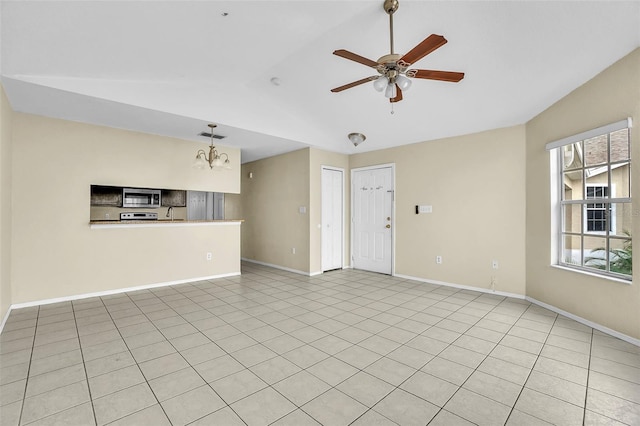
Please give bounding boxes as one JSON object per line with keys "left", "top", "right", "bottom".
{"left": 548, "top": 118, "right": 633, "bottom": 281}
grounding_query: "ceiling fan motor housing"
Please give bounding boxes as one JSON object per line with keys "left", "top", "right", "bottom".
{"left": 376, "top": 54, "right": 406, "bottom": 84}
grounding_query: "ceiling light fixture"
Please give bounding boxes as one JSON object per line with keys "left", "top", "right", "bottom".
{"left": 348, "top": 133, "right": 366, "bottom": 147}
{"left": 193, "top": 124, "right": 231, "bottom": 170}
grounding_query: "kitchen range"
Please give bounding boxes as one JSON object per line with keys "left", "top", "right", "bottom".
{"left": 120, "top": 212, "right": 158, "bottom": 221}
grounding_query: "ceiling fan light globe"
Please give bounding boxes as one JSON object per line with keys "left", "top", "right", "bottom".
{"left": 396, "top": 75, "right": 412, "bottom": 91}
{"left": 384, "top": 83, "right": 397, "bottom": 99}
{"left": 373, "top": 76, "right": 388, "bottom": 92}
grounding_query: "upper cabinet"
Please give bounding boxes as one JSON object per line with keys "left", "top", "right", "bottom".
{"left": 90, "top": 186, "right": 122, "bottom": 206}
{"left": 161, "top": 189, "right": 187, "bottom": 207}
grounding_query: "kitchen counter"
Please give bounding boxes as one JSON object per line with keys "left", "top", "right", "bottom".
{"left": 90, "top": 219, "right": 243, "bottom": 229}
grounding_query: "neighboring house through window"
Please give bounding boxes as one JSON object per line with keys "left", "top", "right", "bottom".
{"left": 585, "top": 185, "right": 614, "bottom": 233}
{"left": 547, "top": 118, "right": 632, "bottom": 279}
{"left": 586, "top": 185, "right": 608, "bottom": 232}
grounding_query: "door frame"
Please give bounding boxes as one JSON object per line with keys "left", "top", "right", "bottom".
{"left": 321, "top": 166, "right": 345, "bottom": 272}
{"left": 350, "top": 163, "right": 396, "bottom": 275}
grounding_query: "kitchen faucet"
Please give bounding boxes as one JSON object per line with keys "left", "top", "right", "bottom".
{"left": 166, "top": 206, "right": 174, "bottom": 221}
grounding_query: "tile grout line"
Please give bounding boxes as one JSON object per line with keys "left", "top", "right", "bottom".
{"left": 583, "top": 327, "right": 594, "bottom": 425}
{"left": 15, "top": 306, "right": 39, "bottom": 426}
{"left": 71, "top": 301, "right": 99, "bottom": 426}
{"left": 503, "top": 311, "right": 560, "bottom": 425}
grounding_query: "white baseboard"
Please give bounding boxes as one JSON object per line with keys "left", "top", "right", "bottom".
{"left": 526, "top": 296, "right": 640, "bottom": 348}
{"left": 5, "top": 272, "right": 240, "bottom": 318}
{"left": 0, "top": 306, "right": 12, "bottom": 335}
{"left": 241, "top": 258, "right": 320, "bottom": 277}
{"left": 394, "top": 273, "right": 526, "bottom": 300}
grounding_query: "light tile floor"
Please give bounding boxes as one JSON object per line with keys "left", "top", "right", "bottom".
{"left": 1, "top": 262, "right": 639, "bottom": 425}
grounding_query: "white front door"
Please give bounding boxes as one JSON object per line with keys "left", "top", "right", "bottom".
{"left": 352, "top": 165, "right": 394, "bottom": 274}
{"left": 322, "top": 167, "right": 344, "bottom": 271}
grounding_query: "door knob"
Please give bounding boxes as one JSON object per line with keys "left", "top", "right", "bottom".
{"left": 385, "top": 224, "right": 391, "bottom": 229}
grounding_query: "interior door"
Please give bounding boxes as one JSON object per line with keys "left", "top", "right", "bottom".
{"left": 322, "top": 168, "right": 344, "bottom": 271}
{"left": 352, "top": 166, "right": 393, "bottom": 274}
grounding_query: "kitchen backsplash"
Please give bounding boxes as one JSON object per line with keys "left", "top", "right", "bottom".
{"left": 90, "top": 205, "right": 187, "bottom": 221}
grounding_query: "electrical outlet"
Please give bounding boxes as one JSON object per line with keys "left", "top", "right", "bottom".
{"left": 492, "top": 260, "right": 499, "bottom": 269}
{"left": 491, "top": 276, "right": 497, "bottom": 291}
{"left": 436, "top": 255, "right": 442, "bottom": 264}
{"left": 105, "top": 213, "right": 110, "bottom": 219}
{"left": 206, "top": 252, "right": 212, "bottom": 261}
{"left": 292, "top": 248, "right": 296, "bottom": 254}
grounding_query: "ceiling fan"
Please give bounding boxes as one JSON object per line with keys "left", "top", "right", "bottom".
{"left": 331, "top": 0, "right": 464, "bottom": 103}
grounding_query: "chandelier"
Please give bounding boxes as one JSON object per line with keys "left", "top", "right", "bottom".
{"left": 193, "top": 124, "right": 231, "bottom": 170}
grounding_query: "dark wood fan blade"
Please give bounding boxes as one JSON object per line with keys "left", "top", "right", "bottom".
{"left": 410, "top": 69, "right": 465, "bottom": 82}
{"left": 330, "top": 76, "right": 376, "bottom": 93}
{"left": 399, "top": 34, "right": 447, "bottom": 66}
{"left": 390, "top": 85, "right": 402, "bottom": 103}
{"left": 333, "top": 49, "right": 379, "bottom": 68}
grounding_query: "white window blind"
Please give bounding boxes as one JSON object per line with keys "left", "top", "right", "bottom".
{"left": 545, "top": 118, "right": 632, "bottom": 151}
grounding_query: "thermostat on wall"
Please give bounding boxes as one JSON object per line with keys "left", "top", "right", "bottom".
{"left": 416, "top": 205, "right": 432, "bottom": 214}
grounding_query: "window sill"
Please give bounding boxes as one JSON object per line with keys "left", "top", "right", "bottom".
{"left": 550, "top": 264, "right": 632, "bottom": 285}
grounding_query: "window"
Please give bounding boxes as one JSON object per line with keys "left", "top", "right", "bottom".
{"left": 547, "top": 119, "right": 632, "bottom": 279}
{"left": 585, "top": 185, "right": 612, "bottom": 233}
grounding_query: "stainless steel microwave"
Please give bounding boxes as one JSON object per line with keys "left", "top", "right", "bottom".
{"left": 122, "top": 188, "right": 161, "bottom": 208}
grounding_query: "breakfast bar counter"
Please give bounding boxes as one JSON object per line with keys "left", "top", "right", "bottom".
{"left": 89, "top": 219, "right": 243, "bottom": 229}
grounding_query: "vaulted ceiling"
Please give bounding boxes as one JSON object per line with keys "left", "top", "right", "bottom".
{"left": 2, "top": 1, "right": 639, "bottom": 162}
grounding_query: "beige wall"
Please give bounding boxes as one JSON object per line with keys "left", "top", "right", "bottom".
{"left": 309, "top": 148, "right": 350, "bottom": 274}
{"left": 350, "top": 126, "right": 527, "bottom": 295}
{"left": 232, "top": 147, "right": 350, "bottom": 274}
{"left": 0, "top": 85, "right": 13, "bottom": 321}
{"left": 11, "top": 113, "right": 241, "bottom": 304}
{"left": 237, "top": 149, "right": 311, "bottom": 273}
{"left": 526, "top": 48, "right": 640, "bottom": 339}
